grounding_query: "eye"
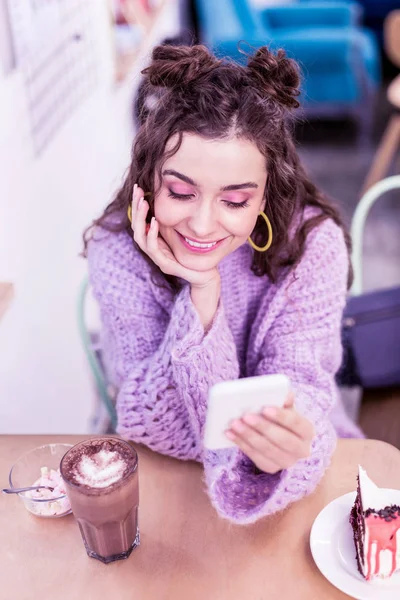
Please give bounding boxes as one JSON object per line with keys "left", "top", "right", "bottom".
{"left": 223, "top": 200, "right": 250, "bottom": 210}
{"left": 168, "top": 190, "right": 195, "bottom": 201}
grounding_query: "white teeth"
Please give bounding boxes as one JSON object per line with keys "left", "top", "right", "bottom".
{"left": 184, "top": 237, "right": 217, "bottom": 249}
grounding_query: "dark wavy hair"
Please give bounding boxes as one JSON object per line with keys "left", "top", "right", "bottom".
{"left": 83, "top": 44, "right": 352, "bottom": 289}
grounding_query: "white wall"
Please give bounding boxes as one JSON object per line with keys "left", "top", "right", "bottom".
{"left": 0, "top": 0, "right": 179, "bottom": 433}
{"left": 0, "top": 0, "right": 15, "bottom": 74}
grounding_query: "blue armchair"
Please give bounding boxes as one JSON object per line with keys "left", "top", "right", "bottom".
{"left": 309, "top": 0, "right": 400, "bottom": 44}
{"left": 194, "top": 0, "right": 381, "bottom": 140}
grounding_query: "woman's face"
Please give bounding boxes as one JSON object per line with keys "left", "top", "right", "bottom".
{"left": 154, "top": 133, "right": 267, "bottom": 272}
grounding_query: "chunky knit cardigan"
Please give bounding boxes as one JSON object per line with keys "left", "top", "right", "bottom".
{"left": 87, "top": 215, "right": 363, "bottom": 525}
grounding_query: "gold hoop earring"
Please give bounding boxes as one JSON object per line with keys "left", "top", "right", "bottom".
{"left": 248, "top": 212, "right": 273, "bottom": 252}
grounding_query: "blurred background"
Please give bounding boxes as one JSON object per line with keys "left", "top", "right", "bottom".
{"left": 0, "top": 1, "right": 399, "bottom": 443}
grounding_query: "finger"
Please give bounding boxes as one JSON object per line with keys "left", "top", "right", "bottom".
{"left": 262, "top": 405, "right": 315, "bottom": 441}
{"left": 130, "top": 184, "right": 146, "bottom": 226}
{"left": 242, "top": 414, "right": 311, "bottom": 459}
{"left": 145, "top": 218, "right": 182, "bottom": 276}
{"left": 283, "top": 391, "right": 295, "bottom": 409}
{"left": 225, "top": 430, "right": 282, "bottom": 474}
{"left": 132, "top": 198, "right": 149, "bottom": 250}
{"left": 229, "top": 419, "right": 299, "bottom": 466}
{"left": 146, "top": 217, "right": 165, "bottom": 262}
{"left": 259, "top": 414, "right": 312, "bottom": 458}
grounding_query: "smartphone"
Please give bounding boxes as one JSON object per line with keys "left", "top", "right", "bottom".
{"left": 204, "top": 374, "right": 291, "bottom": 450}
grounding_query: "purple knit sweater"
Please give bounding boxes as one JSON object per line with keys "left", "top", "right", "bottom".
{"left": 87, "top": 215, "right": 364, "bottom": 525}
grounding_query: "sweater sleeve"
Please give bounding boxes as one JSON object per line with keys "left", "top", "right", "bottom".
{"left": 87, "top": 229, "right": 239, "bottom": 461}
{"left": 202, "top": 218, "right": 355, "bottom": 524}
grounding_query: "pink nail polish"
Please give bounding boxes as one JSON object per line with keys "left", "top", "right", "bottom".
{"left": 243, "top": 414, "right": 257, "bottom": 425}
{"left": 232, "top": 420, "right": 244, "bottom": 433}
{"left": 263, "top": 407, "right": 277, "bottom": 418}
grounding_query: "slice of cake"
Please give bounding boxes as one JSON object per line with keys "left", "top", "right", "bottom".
{"left": 349, "top": 465, "right": 400, "bottom": 580}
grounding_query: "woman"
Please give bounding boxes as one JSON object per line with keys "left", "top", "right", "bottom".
{"left": 85, "top": 44, "right": 363, "bottom": 524}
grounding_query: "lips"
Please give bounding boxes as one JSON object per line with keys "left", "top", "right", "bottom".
{"left": 176, "top": 231, "right": 226, "bottom": 254}
{"left": 184, "top": 237, "right": 217, "bottom": 249}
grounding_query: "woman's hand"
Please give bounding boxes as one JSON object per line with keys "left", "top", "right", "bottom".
{"left": 130, "top": 185, "right": 221, "bottom": 329}
{"left": 130, "top": 184, "right": 219, "bottom": 288}
{"left": 225, "top": 392, "right": 316, "bottom": 474}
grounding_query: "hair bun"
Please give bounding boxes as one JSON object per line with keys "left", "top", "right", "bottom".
{"left": 247, "top": 47, "right": 301, "bottom": 110}
{"left": 142, "top": 44, "right": 218, "bottom": 89}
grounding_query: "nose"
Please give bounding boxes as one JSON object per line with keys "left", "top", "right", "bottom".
{"left": 187, "top": 199, "right": 217, "bottom": 239}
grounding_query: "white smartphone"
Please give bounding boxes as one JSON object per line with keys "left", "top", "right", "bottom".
{"left": 204, "top": 374, "right": 291, "bottom": 450}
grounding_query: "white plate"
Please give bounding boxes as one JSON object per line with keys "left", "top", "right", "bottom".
{"left": 310, "top": 490, "right": 400, "bottom": 600}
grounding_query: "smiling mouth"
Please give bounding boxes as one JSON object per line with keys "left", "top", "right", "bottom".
{"left": 176, "top": 232, "right": 227, "bottom": 253}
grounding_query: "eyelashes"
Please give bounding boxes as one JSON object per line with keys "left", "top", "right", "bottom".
{"left": 167, "top": 191, "right": 193, "bottom": 201}
{"left": 224, "top": 200, "right": 250, "bottom": 210}
{"left": 167, "top": 190, "right": 249, "bottom": 210}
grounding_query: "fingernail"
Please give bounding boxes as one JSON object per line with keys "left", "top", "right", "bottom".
{"left": 133, "top": 183, "right": 137, "bottom": 195}
{"left": 263, "top": 407, "right": 277, "bottom": 418}
{"left": 243, "top": 414, "right": 258, "bottom": 425}
{"left": 225, "top": 430, "right": 235, "bottom": 440}
{"left": 138, "top": 197, "right": 144, "bottom": 209}
{"left": 231, "top": 419, "right": 244, "bottom": 432}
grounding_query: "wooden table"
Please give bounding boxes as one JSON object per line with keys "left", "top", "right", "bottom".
{"left": 2, "top": 436, "right": 400, "bottom": 600}
{"left": 0, "top": 282, "right": 13, "bottom": 322}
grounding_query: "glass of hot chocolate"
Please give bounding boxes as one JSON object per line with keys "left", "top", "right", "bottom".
{"left": 60, "top": 437, "right": 139, "bottom": 564}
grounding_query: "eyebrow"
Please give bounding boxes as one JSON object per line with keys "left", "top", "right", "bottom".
{"left": 162, "top": 169, "right": 258, "bottom": 191}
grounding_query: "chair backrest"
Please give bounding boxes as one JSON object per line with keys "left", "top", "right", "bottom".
{"left": 231, "top": 0, "right": 268, "bottom": 36}
{"left": 194, "top": 0, "right": 267, "bottom": 46}
{"left": 77, "top": 276, "right": 117, "bottom": 430}
{"left": 351, "top": 175, "right": 400, "bottom": 296}
{"left": 195, "top": 0, "right": 242, "bottom": 46}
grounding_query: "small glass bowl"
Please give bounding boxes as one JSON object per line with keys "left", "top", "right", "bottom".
{"left": 9, "top": 443, "right": 73, "bottom": 518}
